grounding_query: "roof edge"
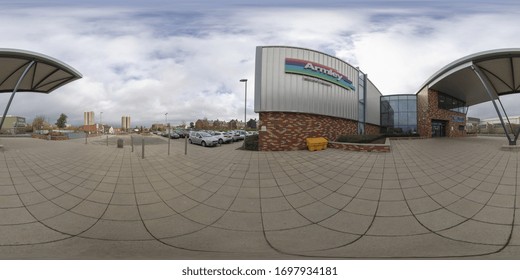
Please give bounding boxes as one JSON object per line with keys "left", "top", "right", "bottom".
{"left": 0, "top": 48, "right": 82, "bottom": 79}
{"left": 416, "top": 48, "right": 520, "bottom": 95}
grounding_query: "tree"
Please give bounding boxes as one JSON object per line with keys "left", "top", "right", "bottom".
{"left": 55, "top": 113, "right": 67, "bottom": 129}
{"left": 202, "top": 117, "right": 209, "bottom": 129}
{"left": 190, "top": 122, "right": 195, "bottom": 129}
{"left": 32, "top": 115, "right": 46, "bottom": 130}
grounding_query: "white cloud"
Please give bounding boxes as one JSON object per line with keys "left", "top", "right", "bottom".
{"left": 1, "top": 2, "right": 520, "bottom": 127}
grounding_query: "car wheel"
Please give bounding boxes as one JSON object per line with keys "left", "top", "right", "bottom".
{"left": 189, "top": 139, "right": 192, "bottom": 144}
{"left": 201, "top": 141, "right": 206, "bottom": 147}
{"left": 218, "top": 139, "right": 223, "bottom": 144}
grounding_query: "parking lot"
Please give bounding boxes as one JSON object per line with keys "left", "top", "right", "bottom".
{"left": 1, "top": 135, "right": 520, "bottom": 259}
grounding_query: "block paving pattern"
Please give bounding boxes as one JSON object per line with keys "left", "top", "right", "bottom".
{"left": 0, "top": 136, "right": 519, "bottom": 259}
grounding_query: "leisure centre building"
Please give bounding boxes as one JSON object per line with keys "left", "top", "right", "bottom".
{"left": 254, "top": 46, "right": 520, "bottom": 151}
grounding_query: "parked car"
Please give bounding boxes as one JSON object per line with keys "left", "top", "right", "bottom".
{"left": 212, "top": 131, "right": 233, "bottom": 144}
{"left": 234, "top": 130, "right": 247, "bottom": 141}
{"left": 169, "top": 132, "right": 180, "bottom": 139}
{"left": 228, "top": 130, "right": 241, "bottom": 142}
{"left": 189, "top": 132, "right": 219, "bottom": 147}
{"left": 175, "top": 130, "right": 188, "bottom": 138}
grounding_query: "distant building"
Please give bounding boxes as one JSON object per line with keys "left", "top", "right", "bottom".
{"left": 213, "top": 119, "right": 225, "bottom": 129}
{"left": 480, "top": 116, "right": 520, "bottom": 125}
{"left": 121, "top": 116, "right": 131, "bottom": 132}
{"left": 84, "top": 111, "right": 94, "bottom": 125}
{"left": 466, "top": 117, "right": 480, "bottom": 134}
{"left": 79, "top": 124, "right": 98, "bottom": 134}
{"left": 247, "top": 119, "right": 257, "bottom": 129}
{"left": 151, "top": 123, "right": 165, "bottom": 131}
{"left": 104, "top": 126, "right": 114, "bottom": 134}
{"left": 0, "top": 115, "right": 27, "bottom": 134}
{"left": 479, "top": 116, "right": 520, "bottom": 134}
{"left": 228, "top": 119, "right": 237, "bottom": 130}
{"left": 195, "top": 119, "right": 209, "bottom": 129}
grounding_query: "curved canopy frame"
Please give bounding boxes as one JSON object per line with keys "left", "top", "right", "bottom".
{"left": 0, "top": 48, "right": 82, "bottom": 131}
{"left": 420, "top": 49, "right": 520, "bottom": 145}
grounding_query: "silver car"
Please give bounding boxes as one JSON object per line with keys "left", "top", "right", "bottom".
{"left": 235, "top": 130, "right": 247, "bottom": 141}
{"left": 189, "top": 132, "right": 219, "bottom": 147}
{"left": 212, "top": 131, "right": 233, "bottom": 144}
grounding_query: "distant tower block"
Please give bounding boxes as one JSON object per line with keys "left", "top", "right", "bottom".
{"left": 84, "top": 111, "right": 94, "bottom": 125}
{"left": 121, "top": 116, "right": 131, "bottom": 132}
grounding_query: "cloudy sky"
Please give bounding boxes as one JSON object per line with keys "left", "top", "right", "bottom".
{"left": 1, "top": 0, "right": 520, "bottom": 127}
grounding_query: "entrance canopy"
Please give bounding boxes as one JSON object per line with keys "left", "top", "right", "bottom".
{"left": 422, "top": 48, "right": 520, "bottom": 106}
{"left": 0, "top": 48, "right": 82, "bottom": 132}
{"left": 0, "top": 48, "right": 82, "bottom": 93}
{"left": 420, "top": 48, "right": 520, "bottom": 145}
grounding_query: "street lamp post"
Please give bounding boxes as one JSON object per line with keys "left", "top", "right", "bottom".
{"left": 240, "top": 79, "right": 247, "bottom": 129}
{"left": 100, "top": 111, "right": 103, "bottom": 135}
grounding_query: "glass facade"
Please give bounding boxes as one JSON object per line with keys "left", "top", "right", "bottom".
{"left": 381, "top": 94, "right": 417, "bottom": 135}
{"left": 438, "top": 92, "right": 468, "bottom": 113}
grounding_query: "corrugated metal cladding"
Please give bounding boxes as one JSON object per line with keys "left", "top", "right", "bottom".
{"left": 255, "top": 46, "right": 359, "bottom": 121}
{"left": 365, "top": 79, "right": 381, "bottom": 125}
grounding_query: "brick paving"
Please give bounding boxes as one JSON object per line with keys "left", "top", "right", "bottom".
{"left": 0, "top": 135, "right": 519, "bottom": 259}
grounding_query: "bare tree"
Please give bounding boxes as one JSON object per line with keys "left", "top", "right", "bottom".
{"left": 32, "top": 115, "right": 46, "bottom": 130}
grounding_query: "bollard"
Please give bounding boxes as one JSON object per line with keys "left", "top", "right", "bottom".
{"left": 85, "top": 132, "right": 88, "bottom": 144}
{"left": 106, "top": 135, "right": 109, "bottom": 146}
{"left": 168, "top": 124, "right": 171, "bottom": 156}
{"left": 131, "top": 136, "right": 134, "bottom": 152}
{"left": 185, "top": 134, "right": 188, "bottom": 155}
{"left": 141, "top": 137, "right": 145, "bottom": 159}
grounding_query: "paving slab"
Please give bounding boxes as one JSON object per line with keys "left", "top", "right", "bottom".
{"left": 1, "top": 136, "right": 520, "bottom": 259}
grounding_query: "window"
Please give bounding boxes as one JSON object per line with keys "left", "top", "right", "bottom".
{"left": 438, "top": 92, "right": 467, "bottom": 113}
{"left": 380, "top": 94, "right": 417, "bottom": 135}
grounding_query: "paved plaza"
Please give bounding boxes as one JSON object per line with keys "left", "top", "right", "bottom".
{"left": 0, "top": 135, "right": 519, "bottom": 259}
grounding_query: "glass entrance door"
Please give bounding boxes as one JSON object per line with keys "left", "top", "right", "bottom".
{"left": 432, "top": 120, "right": 447, "bottom": 137}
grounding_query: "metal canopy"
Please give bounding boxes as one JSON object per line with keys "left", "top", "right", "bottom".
{"left": 0, "top": 48, "right": 82, "bottom": 132}
{"left": 422, "top": 48, "right": 520, "bottom": 106}
{"left": 0, "top": 48, "right": 82, "bottom": 94}
{"left": 419, "top": 49, "right": 520, "bottom": 145}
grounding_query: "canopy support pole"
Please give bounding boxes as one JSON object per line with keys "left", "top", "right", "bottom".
{"left": 0, "top": 60, "right": 35, "bottom": 132}
{"left": 472, "top": 63, "right": 519, "bottom": 145}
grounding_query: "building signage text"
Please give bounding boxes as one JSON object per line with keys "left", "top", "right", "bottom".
{"left": 285, "top": 58, "right": 355, "bottom": 91}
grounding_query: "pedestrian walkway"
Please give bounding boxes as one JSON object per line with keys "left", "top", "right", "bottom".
{"left": 0, "top": 135, "right": 519, "bottom": 259}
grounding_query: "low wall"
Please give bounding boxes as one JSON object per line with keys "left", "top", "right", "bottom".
{"left": 31, "top": 134, "right": 69, "bottom": 141}
{"left": 328, "top": 138, "right": 391, "bottom": 153}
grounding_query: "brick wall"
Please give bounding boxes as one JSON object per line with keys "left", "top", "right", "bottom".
{"left": 417, "top": 89, "right": 466, "bottom": 138}
{"left": 365, "top": 123, "right": 381, "bottom": 135}
{"left": 258, "top": 112, "right": 358, "bottom": 151}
